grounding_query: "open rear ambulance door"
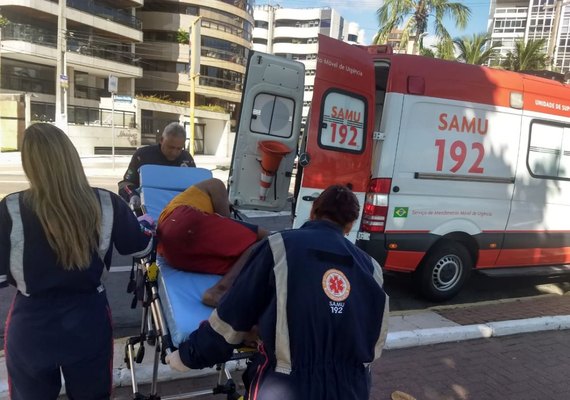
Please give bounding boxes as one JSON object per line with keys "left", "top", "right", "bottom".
{"left": 228, "top": 52, "right": 305, "bottom": 211}
{"left": 293, "top": 35, "right": 375, "bottom": 241}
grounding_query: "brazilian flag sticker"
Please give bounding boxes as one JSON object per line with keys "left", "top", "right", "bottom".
{"left": 393, "top": 207, "right": 409, "bottom": 218}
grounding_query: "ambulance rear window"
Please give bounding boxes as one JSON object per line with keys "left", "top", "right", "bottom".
{"left": 250, "top": 93, "right": 295, "bottom": 138}
{"left": 318, "top": 89, "right": 367, "bottom": 154}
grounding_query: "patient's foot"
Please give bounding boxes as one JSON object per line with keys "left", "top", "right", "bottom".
{"left": 202, "top": 286, "right": 227, "bottom": 308}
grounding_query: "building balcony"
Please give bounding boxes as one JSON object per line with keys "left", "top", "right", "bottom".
{"left": 137, "top": 71, "right": 242, "bottom": 103}
{"left": 273, "top": 26, "right": 320, "bottom": 39}
{"left": 137, "top": 42, "right": 247, "bottom": 70}
{"left": 67, "top": 0, "right": 142, "bottom": 30}
{"left": 1, "top": 23, "right": 141, "bottom": 77}
{"left": 274, "top": 8, "right": 321, "bottom": 20}
{"left": 273, "top": 42, "right": 318, "bottom": 54}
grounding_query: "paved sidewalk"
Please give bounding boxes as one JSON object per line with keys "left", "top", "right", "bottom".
{"left": 107, "top": 329, "right": 570, "bottom": 400}
{"left": 106, "top": 294, "right": 569, "bottom": 400}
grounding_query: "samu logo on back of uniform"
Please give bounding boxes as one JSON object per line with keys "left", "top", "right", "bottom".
{"left": 322, "top": 269, "right": 350, "bottom": 313}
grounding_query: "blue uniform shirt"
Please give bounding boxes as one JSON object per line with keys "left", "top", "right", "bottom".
{"left": 0, "top": 188, "right": 153, "bottom": 295}
{"left": 178, "top": 220, "right": 389, "bottom": 400}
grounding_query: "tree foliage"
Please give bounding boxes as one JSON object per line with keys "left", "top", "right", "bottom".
{"left": 501, "top": 39, "right": 549, "bottom": 71}
{"left": 434, "top": 39, "right": 455, "bottom": 60}
{"left": 374, "top": 0, "right": 470, "bottom": 54}
{"left": 454, "top": 33, "right": 500, "bottom": 65}
{"left": 177, "top": 29, "right": 189, "bottom": 45}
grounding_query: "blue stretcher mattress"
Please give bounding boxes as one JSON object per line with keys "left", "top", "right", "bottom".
{"left": 139, "top": 164, "right": 220, "bottom": 347}
{"left": 157, "top": 255, "right": 220, "bottom": 346}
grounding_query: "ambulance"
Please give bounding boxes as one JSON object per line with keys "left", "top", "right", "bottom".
{"left": 228, "top": 34, "right": 570, "bottom": 301}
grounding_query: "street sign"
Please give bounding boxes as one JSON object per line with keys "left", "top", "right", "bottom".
{"left": 114, "top": 95, "right": 133, "bottom": 103}
{"left": 108, "top": 75, "right": 118, "bottom": 94}
{"left": 60, "top": 74, "right": 68, "bottom": 89}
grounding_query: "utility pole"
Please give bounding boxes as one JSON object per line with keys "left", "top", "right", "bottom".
{"left": 55, "top": 0, "right": 68, "bottom": 131}
{"left": 547, "top": 0, "right": 570, "bottom": 70}
{"left": 188, "top": 17, "right": 201, "bottom": 156}
{"left": 108, "top": 75, "right": 118, "bottom": 170}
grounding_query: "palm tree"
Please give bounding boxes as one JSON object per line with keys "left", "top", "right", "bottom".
{"left": 420, "top": 47, "right": 435, "bottom": 57}
{"left": 434, "top": 39, "right": 455, "bottom": 60}
{"left": 374, "top": 0, "right": 471, "bottom": 54}
{"left": 454, "top": 33, "right": 500, "bottom": 65}
{"left": 501, "top": 39, "right": 549, "bottom": 71}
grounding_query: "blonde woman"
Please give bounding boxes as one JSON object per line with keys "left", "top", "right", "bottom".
{"left": 0, "top": 123, "right": 154, "bottom": 400}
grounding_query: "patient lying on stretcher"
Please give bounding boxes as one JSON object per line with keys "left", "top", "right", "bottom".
{"left": 157, "top": 178, "right": 269, "bottom": 307}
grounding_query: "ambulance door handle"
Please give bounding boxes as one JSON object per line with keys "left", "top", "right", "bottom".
{"left": 302, "top": 195, "right": 317, "bottom": 201}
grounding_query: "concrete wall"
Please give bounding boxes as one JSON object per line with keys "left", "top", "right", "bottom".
{"left": 0, "top": 94, "right": 25, "bottom": 151}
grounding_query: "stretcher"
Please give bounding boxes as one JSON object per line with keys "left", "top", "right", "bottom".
{"left": 124, "top": 165, "right": 255, "bottom": 400}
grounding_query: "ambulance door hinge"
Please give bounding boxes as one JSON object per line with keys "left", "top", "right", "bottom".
{"left": 373, "top": 131, "right": 386, "bottom": 141}
{"left": 357, "top": 231, "right": 370, "bottom": 241}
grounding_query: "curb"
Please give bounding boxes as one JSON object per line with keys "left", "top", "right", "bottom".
{"left": 384, "top": 315, "right": 570, "bottom": 350}
{"left": 1, "top": 315, "right": 570, "bottom": 398}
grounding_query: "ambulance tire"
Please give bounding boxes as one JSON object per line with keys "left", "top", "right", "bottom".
{"left": 414, "top": 240, "right": 472, "bottom": 301}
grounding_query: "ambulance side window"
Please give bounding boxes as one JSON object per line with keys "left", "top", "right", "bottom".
{"left": 528, "top": 120, "right": 570, "bottom": 180}
{"left": 318, "top": 89, "right": 367, "bottom": 154}
{"left": 251, "top": 93, "right": 295, "bottom": 138}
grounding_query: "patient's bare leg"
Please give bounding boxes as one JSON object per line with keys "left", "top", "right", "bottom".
{"left": 202, "top": 229, "right": 269, "bottom": 307}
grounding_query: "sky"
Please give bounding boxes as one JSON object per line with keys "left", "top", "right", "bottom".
{"left": 255, "top": 0, "right": 492, "bottom": 45}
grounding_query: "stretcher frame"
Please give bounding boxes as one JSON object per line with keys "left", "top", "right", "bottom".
{"left": 123, "top": 165, "right": 255, "bottom": 400}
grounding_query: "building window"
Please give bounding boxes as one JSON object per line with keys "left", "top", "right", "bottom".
{"left": 528, "top": 120, "right": 570, "bottom": 179}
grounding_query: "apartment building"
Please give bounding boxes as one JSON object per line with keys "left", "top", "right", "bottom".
{"left": 0, "top": 0, "right": 254, "bottom": 156}
{"left": 0, "top": 0, "right": 143, "bottom": 153}
{"left": 488, "top": 0, "right": 570, "bottom": 72}
{"left": 252, "top": 5, "right": 363, "bottom": 124}
{"left": 135, "top": 0, "right": 254, "bottom": 149}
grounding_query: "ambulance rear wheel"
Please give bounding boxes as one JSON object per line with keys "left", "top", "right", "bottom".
{"left": 415, "top": 240, "right": 472, "bottom": 301}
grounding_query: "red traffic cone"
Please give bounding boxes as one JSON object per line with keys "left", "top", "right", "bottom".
{"left": 258, "top": 140, "right": 291, "bottom": 201}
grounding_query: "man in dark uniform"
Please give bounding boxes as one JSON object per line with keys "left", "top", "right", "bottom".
{"left": 118, "top": 122, "right": 196, "bottom": 209}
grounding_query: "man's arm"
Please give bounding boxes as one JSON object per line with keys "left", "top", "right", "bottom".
{"left": 175, "top": 239, "right": 275, "bottom": 369}
{"left": 118, "top": 150, "right": 143, "bottom": 202}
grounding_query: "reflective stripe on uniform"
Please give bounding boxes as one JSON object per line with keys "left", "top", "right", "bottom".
{"left": 269, "top": 233, "right": 292, "bottom": 375}
{"left": 367, "top": 257, "right": 389, "bottom": 366}
{"left": 6, "top": 193, "right": 28, "bottom": 296}
{"left": 208, "top": 308, "right": 248, "bottom": 345}
{"left": 97, "top": 189, "right": 114, "bottom": 263}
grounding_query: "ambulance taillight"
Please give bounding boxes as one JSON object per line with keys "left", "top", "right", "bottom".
{"left": 361, "top": 178, "right": 391, "bottom": 233}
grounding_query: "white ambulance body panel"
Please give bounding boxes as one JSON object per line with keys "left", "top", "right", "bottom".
{"left": 386, "top": 97, "right": 521, "bottom": 234}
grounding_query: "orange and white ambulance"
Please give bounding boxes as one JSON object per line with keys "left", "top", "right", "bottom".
{"left": 228, "top": 34, "right": 570, "bottom": 300}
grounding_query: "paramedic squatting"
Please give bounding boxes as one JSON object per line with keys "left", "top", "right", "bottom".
{"left": 118, "top": 121, "right": 196, "bottom": 211}
{"left": 166, "top": 185, "right": 389, "bottom": 400}
{"left": 157, "top": 177, "right": 269, "bottom": 307}
{"left": 0, "top": 123, "right": 155, "bottom": 400}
